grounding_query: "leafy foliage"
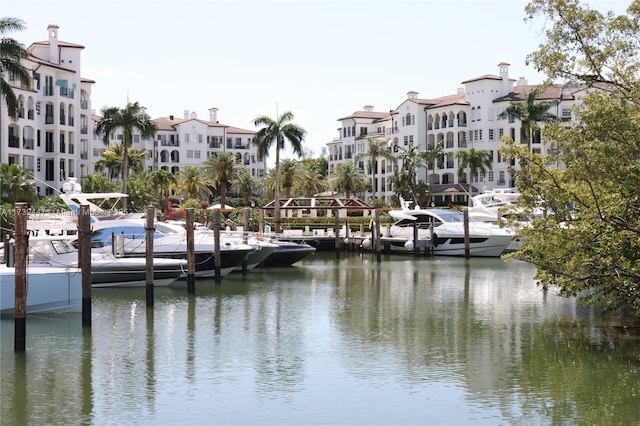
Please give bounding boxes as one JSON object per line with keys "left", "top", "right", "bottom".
{"left": 504, "top": 0, "right": 640, "bottom": 314}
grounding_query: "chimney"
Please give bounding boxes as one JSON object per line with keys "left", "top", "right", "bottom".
{"left": 457, "top": 87, "right": 465, "bottom": 94}
{"left": 363, "top": 105, "right": 374, "bottom": 112}
{"left": 48, "top": 24, "right": 60, "bottom": 64}
{"left": 169, "top": 115, "right": 174, "bottom": 120}
{"left": 209, "top": 107, "right": 218, "bottom": 123}
{"left": 498, "top": 62, "right": 511, "bottom": 95}
{"left": 184, "top": 110, "right": 189, "bottom": 119}
{"left": 516, "top": 77, "right": 528, "bottom": 86}
{"left": 190, "top": 112, "right": 197, "bottom": 120}
{"left": 407, "top": 91, "right": 418, "bottom": 99}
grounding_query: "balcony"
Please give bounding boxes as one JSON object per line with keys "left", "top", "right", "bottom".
{"left": 80, "top": 152, "right": 88, "bottom": 160}
{"left": 45, "top": 115, "right": 54, "bottom": 124}
{"left": 81, "top": 126, "right": 88, "bottom": 135}
{"left": 80, "top": 100, "right": 89, "bottom": 110}
{"left": 23, "top": 138, "right": 34, "bottom": 150}
{"left": 9, "top": 135, "right": 20, "bottom": 148}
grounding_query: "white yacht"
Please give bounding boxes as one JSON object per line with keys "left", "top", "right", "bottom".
{"left": 388, "top": 203, "right": 513, "bottom": 257}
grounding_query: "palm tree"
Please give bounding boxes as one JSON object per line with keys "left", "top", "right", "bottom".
{"left": 94, "top": 101, "right": 157, "bottom": 210}
{"left": 0, "top": 18, "right": 31, "bottom": 120}
{"left": 394, "top": 143, "right": 426, "bottom": 206}
{"left": 498, "top": 87, "right": 558, "bottom": 152}
{"left": 456, "top": 148, "right": 493, "bottom": 205}
{"left": 150, "top": 169, "right": 177, "bottom": 212}
{"left": 80, "top": 174, "right": 117, "bottom": 194}
{"left": 0, "top": 163, "right": 36, "bottom": 204}
{"left": 203, "top": 152, "right": 238, "bottom": 209}
{"left": 174, "top": 165, "right": 211, "bottom": 201}
{"left": 279, "top": 158, "right": 304, "bottom": 198}
{"left": 299, "top": 161, "right": 328, "bottom": 198}
{"left": 252, "top": 111, "right": 306, "bottom": 233}
{"left": 355, "top": 137, "right": 396, "bottom": 205}
{"left": 331, "top": 161, "right": 367, "bottom": 198}
{"left": 94, "top": 145, "right": 148, "bottom": 181}
{"left": 423, "top": 139, "right": 445, "bottom": 205}
{"left": 231, "top": 168, "right": 257, "bottom": 206}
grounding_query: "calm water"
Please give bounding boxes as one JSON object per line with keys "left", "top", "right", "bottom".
{"left": 2, "top": 252, "right": 640, "bottom": 425}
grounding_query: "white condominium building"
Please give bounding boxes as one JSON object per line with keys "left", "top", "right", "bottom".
{"left": 328, "top": 62, "right": 583, "bottom": 205}
{"left": 0, "top": 24, "right": 94, "bottom": 196}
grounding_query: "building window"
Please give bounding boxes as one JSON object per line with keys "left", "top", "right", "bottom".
{"left": 187, "top": 150, "right": 193, "bottom": 159}
{"left": 194, "top": 151, "right": 201, "bottom": 159}
{"left": 488, "top": 171, "right": 494, "bottom": 182}
{"left": 133, "top": 134, "right": 140, "bottom": 143}
{"left": 488, "top": 108, "right": 494, "bottom": 121}
{"left": 489, "top": 129, "right": 494, "bottom": 140}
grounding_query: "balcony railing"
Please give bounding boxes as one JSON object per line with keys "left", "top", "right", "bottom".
{"left": 23, "top": 138, "right": 34, "bottom": 149}
{"left": 80, "top": 152, "right": 88, "bottom": 160}
{"left": 80, "top": 100, "right": 89, "bottom": 109}
{"left": 45, "top": 115, "right": 54, "bottom": 124}
{"left": 81, "top": 126, "right": 88, "bottom": 134}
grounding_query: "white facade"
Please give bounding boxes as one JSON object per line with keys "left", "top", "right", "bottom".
{"left": 328, "top": 62, "right": 581, "bottom": 204}
{"left": 93, "top": 108, "right": 265, "bottom": 179}
{"left": 0, "top": 25, "right": 94, "bottom": 196}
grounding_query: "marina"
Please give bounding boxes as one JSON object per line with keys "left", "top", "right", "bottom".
{"left": 2, "top": 252, "right": 640, "bottom": 425}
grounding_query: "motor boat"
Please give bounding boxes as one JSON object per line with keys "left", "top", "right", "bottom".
{"left": 27, "top": 235, "right": 186, "bottom": 288}
{"left": 0, "top": 262, "right": 82, "bottom": 313}
{"left": 257, "top": 236, "right": 317, "bottom": 267}
{"left": 88, "top": 218, "right": 254, "bottom": 278}
{"left": 388, "top": 201, "right": 513, "bottom": 257}
{"left": 169, "top": 222, "right": 279, "bottom": 272}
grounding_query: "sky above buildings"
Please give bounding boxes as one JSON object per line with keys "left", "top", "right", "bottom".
{"left": 4, "top": 0, "right": 630, "bottom": 162}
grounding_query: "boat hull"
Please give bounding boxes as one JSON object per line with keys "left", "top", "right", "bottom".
{"left": 259, "top": 243, "right": 316, "bottom": 267}
{"left": 0, "top": 265, "right": 82, "bottom": 314}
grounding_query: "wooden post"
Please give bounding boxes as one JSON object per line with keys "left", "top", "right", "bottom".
{"left": 413, "top": 221, "right": 419, "bottom": 257}
{"left": 14, "top": 203, "right": 27, "bottom": 352}
{"left": 333, "top": 208, "right": 340, "bottom": 259}
{"left": 186, "top": 208, "right": 196, "bottom": 294}
{"left": 463, "top": 208, "right": 470, "bottom": 259}
{"left": 145, "top": 206, "right": 155, "bottom": 307}
{"left": 374, "top": 209, "right": 382, "bottom": 263}
{"left": 79, "top": 204, "right": 92, "bottom": 327}
{"left": 213, "top": 209, "right": 221, "bottom": 283}
{"left": 241, "top": 208, "right": 250, "bottom": 276}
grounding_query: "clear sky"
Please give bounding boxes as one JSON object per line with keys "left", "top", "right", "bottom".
{"left": 2, "top": 0, "right": 630, "bottom": 160}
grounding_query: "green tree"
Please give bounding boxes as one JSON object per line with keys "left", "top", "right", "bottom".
{"left": 80, "top": 174, "right": 117, "bottom": 194}
{"left": 94, "top": 101, "right": 157, "bottom": 210}
{"left": 174, "top": 165, "right": 211, "bottom": 201}
{"left": 203, "top": 152, "right": 238, "bottom": 209}
{"left": 150, "top": 169, "right": 177, "bottom": 212}
{"left": 394, "top": 143, "right": 427, "bottom": 206}
{"left": 94, "top": 144, "right": 148, "bottom": 181}
{"left": 0, "top": 18, "right": 31, "bottom": 120}
{"left": 231, "top": 168, "right": 257, "bottom": 206}
{"left": 331, "top": 161, "right": 367, "bottom": 198}
{"left": 355, "top": 137, "right": 396, "bottom": 205}
{"left": 298, "top": 160, "right": 328, "bottom": 197}
{"left": 126, "top": 172, "right": 155, "bottom": 213}
{"left": 456, "top": 148, "right": 493, "bottom": 205}
{"left": 498, "top": 87, "right": 558, "bottom": 151}
{"left": 0, "top": 163, "right": 36, "bottom": 205}
{"left": 501, "top": 0, "right": 640, "bottom": 314}
{"left": 279, "top": 158, "right": 304, "bottom": 198}
{"left": 252, "top": 111, "right": 306, "bottom": 233}
{"left": 423, "top": 139, "right": 445, "bottom": 205}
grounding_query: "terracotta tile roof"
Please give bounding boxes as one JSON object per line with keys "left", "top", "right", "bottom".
{"left": 27, "top": 55, "right": 76, "bottom": 73}
{"left": 492, "top": 84, "right": 565, "bottom": 102}
{"left": 423, "top": 92, "right": 469, "bottom": 110}
{"left": 337, "top": 111, "right": 391, "bottom": 121}
{"left": 29, "top": 40, "right": 85, "bottom": 49}
{"left": 461, "top": 74, "right": 506, "bottom": 84}
{"left": 225, "top": 126, "right": 255, "bottom": 134}
{"left": 153, "top": 116, "right": 186, "bottom": 131}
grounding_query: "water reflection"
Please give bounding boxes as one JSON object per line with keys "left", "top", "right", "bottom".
{"left": 2, "top": 252, "right": 640, "bottom": 425}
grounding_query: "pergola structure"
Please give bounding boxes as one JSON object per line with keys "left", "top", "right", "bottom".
{"left": 262, "top": 193, "right": 373, "bottom": 218}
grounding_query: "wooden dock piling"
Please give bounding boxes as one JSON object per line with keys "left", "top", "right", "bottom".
{"left": 14, "top": 203, "right": 27, "bottom": 352}
{"left": 79, "top": 204, "right": 92, "bottom": 327}
{"left": 186, "top": 208, "right": 196, "bottom": 294}
{"left": 145, "top": 206, "right": 155, "bottom": 307}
